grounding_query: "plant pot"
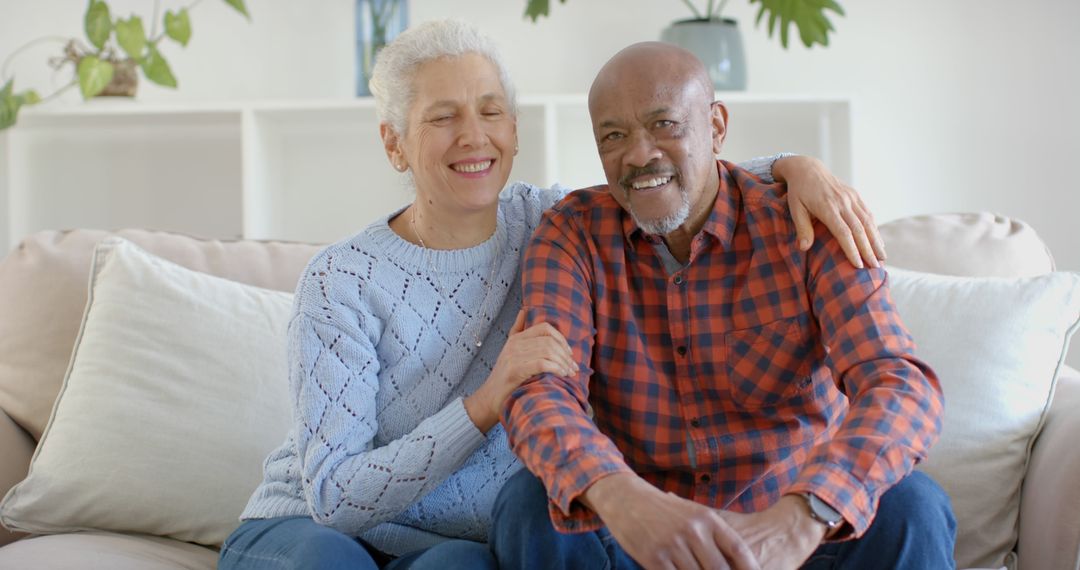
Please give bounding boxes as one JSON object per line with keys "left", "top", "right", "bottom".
{"left": 97, "top": 58, "right": 138, "bottom": 98}
{"left": 660, "top": 18, "right": 747, "bottom": 91}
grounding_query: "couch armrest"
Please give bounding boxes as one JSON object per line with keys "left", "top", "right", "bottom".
{"left": 0, "top": 407, "right": 33, "bottom": 547}
{"left": 1018, "top": 365, "right": 1080, "bottom": 570}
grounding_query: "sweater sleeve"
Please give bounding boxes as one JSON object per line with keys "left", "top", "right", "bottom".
{"left": 288, "top": 291, "right": 486, "bottom": 535}
{"left": 735, "top": 152, "right": 795, "bottom": 184}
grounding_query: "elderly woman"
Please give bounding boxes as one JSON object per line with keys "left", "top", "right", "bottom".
{"left": 218, "top": 19, "right": 883, "bottom": 570}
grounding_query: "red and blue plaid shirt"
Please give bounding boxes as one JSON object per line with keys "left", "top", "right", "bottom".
{"left": 504, "top": 160, "right": 943, "bottom": 537}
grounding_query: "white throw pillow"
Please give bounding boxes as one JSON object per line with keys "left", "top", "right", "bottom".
{"left": 889, "top": 267, "right": 1080, "bottom": 569}
{"left": 0, "top": 237, "right": 295, "bottom": 546}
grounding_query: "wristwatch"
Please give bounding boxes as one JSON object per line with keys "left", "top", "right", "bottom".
{"left": 801, "top": 492, "right": 843, "bottom": 531}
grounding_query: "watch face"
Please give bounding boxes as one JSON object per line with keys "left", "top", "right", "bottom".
{"left": 808, "top": 493, "right": 843, "bottom": 526}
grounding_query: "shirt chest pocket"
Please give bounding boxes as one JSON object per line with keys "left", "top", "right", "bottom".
{"left": 724, "top": 315, "right": 816, "bottom": 410}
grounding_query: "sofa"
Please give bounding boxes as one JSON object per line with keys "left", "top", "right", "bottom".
{"left": 0, "top": 213, "right": 1076, "bottom": 570}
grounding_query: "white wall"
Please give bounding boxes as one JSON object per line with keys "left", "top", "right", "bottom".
{"left": 9, "top": 0, "right": 1070, "bottom": 266}
{"left": 410, "top": 0, "right": 1080, "bottom": 269}
{"left": 3, "top": 0, "right": 1078, "bottom": 364}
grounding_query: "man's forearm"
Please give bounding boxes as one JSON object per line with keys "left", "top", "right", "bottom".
{"left": 502, "top": 373, "right": 633, "bottom": 532}
{"left": 791, "top": 226, "right": 944, "bottom": 536}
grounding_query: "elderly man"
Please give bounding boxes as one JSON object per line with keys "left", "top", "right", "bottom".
{"left": 490, "top": 42, "right": 956, "bottom": 570}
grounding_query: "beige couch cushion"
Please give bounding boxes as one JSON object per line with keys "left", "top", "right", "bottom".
{"left": 0, "top": 238, "right": 296, "bottom": 546}
{"left": 0, "top": 229, "right": 322, "bottom": 441}
{"left": 0, "top": 531, "right": 217, "bottom": 569}
{"left": 1019, "top": 367, "right": 1080, "bottom": 570}
{"left": 0, "top": 409, "right": 31, "bottom": 547}
{"left": 879, "top": 212, "right": 1054, "bottom": 278}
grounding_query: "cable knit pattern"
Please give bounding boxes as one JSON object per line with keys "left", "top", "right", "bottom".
{"left": 239, "top": 157, "right": 782, "bottom": 557}
{"left": 239, "top": 182, "right": 556, "bottom": 555}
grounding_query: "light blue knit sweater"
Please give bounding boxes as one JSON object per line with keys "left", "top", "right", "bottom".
{"left": 240, "top": 158, "right": 780, "bottom": 556}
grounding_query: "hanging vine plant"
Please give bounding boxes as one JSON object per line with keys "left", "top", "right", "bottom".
{"left": 1, "top": 0, "right": 250, "bottom": 130}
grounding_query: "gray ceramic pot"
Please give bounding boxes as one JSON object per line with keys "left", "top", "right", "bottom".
{"left": 660, "top": 18, "right": 747, "bottom": 91}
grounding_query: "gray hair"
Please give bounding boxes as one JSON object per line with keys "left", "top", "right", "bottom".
{"left": 369, "top": 19, "right": 518, "bottom": 135}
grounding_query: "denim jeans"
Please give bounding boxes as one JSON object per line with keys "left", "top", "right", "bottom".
{"left": 218, "top": 516, "right": 496, "bottom": 570}
{"left": 489, "top": 469, "right": 957, "bottom": 570}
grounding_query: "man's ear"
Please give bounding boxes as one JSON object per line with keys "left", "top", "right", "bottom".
{"left": 380, "top": 122, "right": 407, "bottom": 171}
{"left": 710, "top": 101, "right": 729, "bottom": 155}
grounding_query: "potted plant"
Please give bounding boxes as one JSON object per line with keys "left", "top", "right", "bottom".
{"left": 524, "top": 0, "right": 844, "bottom": 90}
{"left": 0, "top": 0, "right": 251, "bottom": 131}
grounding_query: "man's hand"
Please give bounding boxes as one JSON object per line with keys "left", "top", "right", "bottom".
{"left": 774, "top": 155, "right": 886, "bottom": 269}
{"left": 720, "top": 495, "right": 828, "bottom": 570}
{"left": 583, "top": 473, "right": 761, "bottom": 570}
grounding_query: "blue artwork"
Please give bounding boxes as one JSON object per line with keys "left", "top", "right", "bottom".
{"left": 356, "top": 0, "right": 409, "bottom": 96}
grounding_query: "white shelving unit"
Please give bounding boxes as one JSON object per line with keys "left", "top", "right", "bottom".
{"left": 0, "top": 94, "right": 851, "bottom": 252}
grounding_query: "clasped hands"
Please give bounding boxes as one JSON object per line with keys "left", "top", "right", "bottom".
{"left": 585, "top": 473, "right": 830, "bottom": 570}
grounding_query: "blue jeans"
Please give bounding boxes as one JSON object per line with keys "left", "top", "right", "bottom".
{"left": 490, "top": 469, "right": 957, "bottom": 570}
{"left": 219, "top": 516, "right": 496, "bottom": 570}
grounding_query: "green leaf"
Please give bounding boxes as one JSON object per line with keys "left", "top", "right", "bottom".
{"left": 16, "top": 90, "right": 42, "bottom": 106}
{"left": 1, "top": 95, "right": 18, "bottom": 130}
{"left": 748, "top": 0, "right": 844, "bottom": 49}
{"left": 164, "top": 9, "right": 192, "bottom": 47}
{"left": 78, "top": 56, "right": 114, "bottom": 98}
{"left": 524, "top": 0, "right": 567, "bottom": 22}
{"left": 221, "top": 0, "right": 250, "bottom": 19}
{"left": 140, "top": 45, "right": 177, "bottom": 88}
{"left": 524, "top": 0, "right": 547, "bottom": 22}
{"left": 115, "top": 16, "right": 147, "bottom": 59}
{"left": 754, "top": 4, "right": 767, "bottom": 28}
{"left": 84, "top": 0, "right": 112, "bottom": 51}
{"left": 0, "top": 80, "right": 18, "bottom": 130}
{"left": 0, "top": 82, "right": 38, "bottom": 130}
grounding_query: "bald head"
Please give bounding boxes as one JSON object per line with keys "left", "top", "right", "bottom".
{"left": 589, "top": 42, "right": 714, "bottom": 114}
{"left": 586, "top": 41, "right": 728, "bottom": 239}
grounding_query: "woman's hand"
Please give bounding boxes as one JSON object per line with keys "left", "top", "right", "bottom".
{"left": 464, "top": 310, "right": 577, "bottom": 433}
{"left": 774, "top": 155, "right": 887, "bottom": 269}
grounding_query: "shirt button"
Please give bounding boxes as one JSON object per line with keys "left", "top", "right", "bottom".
{"left": 690, "top": 418, "right": 701, "bottom": 428}
{"left": 700, "top": 474, "right": 711, "bottom": 483}
{"left": 673, "top": 275, "right": 683, "bottom": 285}
{"left": 677, "top": 346, "right": 687, "bottom": 356}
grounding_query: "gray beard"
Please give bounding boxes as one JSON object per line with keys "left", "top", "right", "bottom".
{"left": 628, "top": 187, "right": 691, "bottom": 235}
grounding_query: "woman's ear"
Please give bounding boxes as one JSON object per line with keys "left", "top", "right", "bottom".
{"left": 710, "top": 101, "right": 729, "bottom": 156}
{"left": 380, "top": 122, "right": 407, "bottom": 172}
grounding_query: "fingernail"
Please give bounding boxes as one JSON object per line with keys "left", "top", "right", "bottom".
{"left": 855, "top": 260, "right": 864, "bottom": 269}
{"left": 799, "top": 239, "right": 811, "bottom": 250}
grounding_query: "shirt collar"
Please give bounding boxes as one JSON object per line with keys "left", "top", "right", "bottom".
{"left": 621, "top": 160, "right": 740, "bottom": 252}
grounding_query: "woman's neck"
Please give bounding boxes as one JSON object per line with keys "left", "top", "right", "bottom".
{"left": 391, "top": 201, "right": 498, "bottom": 250}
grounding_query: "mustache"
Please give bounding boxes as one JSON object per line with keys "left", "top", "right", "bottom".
{"left": 619, "top": 165, "right": 678, "bottom": 189}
